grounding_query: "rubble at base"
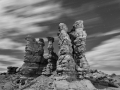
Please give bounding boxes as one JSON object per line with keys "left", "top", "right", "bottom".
{"left": 0, "top": 20, "right": 120, "bottom": 90}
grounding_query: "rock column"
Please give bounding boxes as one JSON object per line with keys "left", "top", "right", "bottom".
{"left": 20, "top": 35, "right": 45, "bottom": 76}
{"left": 57, "top": 23, "right": 76, "bottom": 80}
{"left": 42, "top": 37, "right": 58, "bottom": 75}
{"left": 69, "top": 20, "right": 90, "bottom": 74}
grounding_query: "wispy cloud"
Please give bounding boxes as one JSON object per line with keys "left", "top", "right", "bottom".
{"left": 0, "top": 38, "right": 23, "bottom": 49}
{"left": 0, "top": 38, "right": 26, "bottom": 53}
{"left": 101, "top": 29, "right": 120, "bottom": 36}
{"left": 96, "top": 0, "right": 120, "bottom": 8}
{"left": 88, "top": 29, "right": 120, "bottom": 38}
{"left": 67, "top": 2, "right": 96, "bottom": 16}
{"left": 85, "top": 35, "right": 120, "bottom": 74}
{"left": 16, "top": 46, "right": 25, "bottom": 52}
{"left": 0, "top": 0, "right": 64, "bottom": 37}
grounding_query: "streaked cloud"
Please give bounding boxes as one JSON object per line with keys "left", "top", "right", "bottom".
{"left": 16, "top": 46, "right": 25, "bottom": 52}
{"left": 67, "top": 2, "right": 96, "bottom": 16}
{"left": 96, "top": 0, "right": 120, "bottom": 8}
{"left": 88, "top": 29, "right": 120, "bottom": 38}
{"left": 0, "top": 38, "right": 23, "bottom": 49}
{"left": 85, "top": 35, "right": 120, "bottom": 74}
{"left": 0, "top": 0, "right": 64, "bottom": 37}
{"left": 0, "top": 38, "right": 26, "bottom": 52}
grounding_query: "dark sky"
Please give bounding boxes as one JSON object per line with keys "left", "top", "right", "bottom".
{"left": 0, "top": 0, "right": 120, "bottom": 74}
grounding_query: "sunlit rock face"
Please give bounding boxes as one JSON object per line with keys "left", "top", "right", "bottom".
{"left": 57, "top": 23, "right": 76, "bottom": 79}
{"left": 69, "top": 20, "right": 90, "bottom": 72}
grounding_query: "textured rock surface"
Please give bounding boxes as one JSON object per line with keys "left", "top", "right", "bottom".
{"left": 19, "top": 35, "right": 45, "bottom": 76}
{"left": 69, "top": 20, "right": 90, "bottom": 72}
{"left": 1, "top": 20, "right": 120, "bottom": 90}
{"left": 42, "top": 37, "right": 58, "bottom": 75}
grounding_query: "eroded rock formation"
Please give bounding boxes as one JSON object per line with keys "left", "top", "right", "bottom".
{"left": 19, "top": 35, "right": 45, "bottom": 76}
{"left": 69, "top": 20, "right": 90, "bottom": 70}
{"left": 42, "top": 37, "right": 58, "bottom": 75}
{"left": 57, "top": 23, "right": 76, "bottom": 79}
{"left": 2, "top": 20, "right": 120, "bottom": 90}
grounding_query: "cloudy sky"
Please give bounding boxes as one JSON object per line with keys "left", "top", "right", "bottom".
{"left": 0, "top": 0, "right": 120, "bottom": 75}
